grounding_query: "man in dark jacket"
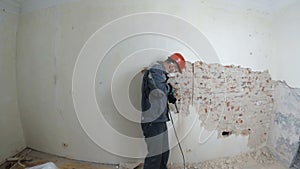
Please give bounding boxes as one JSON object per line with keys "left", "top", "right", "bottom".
{"left": 141, "top": 53, "right": 186, "bottom": 169}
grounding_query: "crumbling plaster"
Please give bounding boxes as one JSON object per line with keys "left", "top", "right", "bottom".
{"left": 170, "top": 61, "right": 275, "bottom": 149}
{"left": 267, "top": 82, "right": 300, "bottom": 167}
{"left": 15, "top": 0, "right": 300, "bottom": 165}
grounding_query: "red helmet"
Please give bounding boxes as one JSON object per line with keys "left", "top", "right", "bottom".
{"left": 169, "top": 53, "right": 186, "bottom": 73}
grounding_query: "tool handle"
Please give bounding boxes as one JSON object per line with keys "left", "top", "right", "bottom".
{"left": 174, "top": 102, "right": 179, "bottom": 113}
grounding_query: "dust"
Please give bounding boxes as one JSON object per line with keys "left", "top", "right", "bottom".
{"left": 168, "top": 147, "right": 282, "bottom": 169}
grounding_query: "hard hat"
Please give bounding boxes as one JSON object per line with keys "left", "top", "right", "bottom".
{"left": 169, "top": 53, "right": 186, "bottom": 73}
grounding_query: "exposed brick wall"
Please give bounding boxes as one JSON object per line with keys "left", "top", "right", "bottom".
{"left": 169, "top": 61, "right": 275, "bottom": 149}
{"left": 169, "top": 61, "right": 193, "bottom": 115}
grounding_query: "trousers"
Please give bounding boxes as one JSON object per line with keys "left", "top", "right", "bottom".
{"left": 141, "top": 122, "right": 169, "bottom": 169}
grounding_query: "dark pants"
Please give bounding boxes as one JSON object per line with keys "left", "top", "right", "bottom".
{"left": 141, "top": 122, "right": 169, "bottom": 169}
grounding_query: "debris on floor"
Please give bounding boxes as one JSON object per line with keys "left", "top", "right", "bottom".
{"left": 3, "top": 149, "right": 33, "bottom": 169}
{"left": 0, "top": 148, "right": 118, "bottom": 169}
{"left": 0, "top": 147, "right": 289, "bottom": 169}
{"left": 119, "top": 162, "right": 143, "bottom": 169}
{"left": 169, "top": 147, "right": 288, "bottom": 169}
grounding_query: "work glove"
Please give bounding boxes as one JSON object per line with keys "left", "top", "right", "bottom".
{"left": 167, "top": 83, "right": 177, "bottom": 104}
{"left": 168, "top": 93, "right": 177, "bottom": 104}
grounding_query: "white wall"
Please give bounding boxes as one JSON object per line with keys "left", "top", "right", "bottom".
{"left": 16, "top": 0, "right": 300, "bottom": 164}
{"left": 0, "top": 0, "right": 26, "bottom": 164}
{"left": 271, "top": 2, "right": 300, "bottom": 88}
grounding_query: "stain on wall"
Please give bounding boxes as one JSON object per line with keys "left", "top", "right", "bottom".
{"left": 268, "top": 81, "right": 300, "bottom": 167}
{"left": 170, "top": 61, "right": 275, "bottom": 149}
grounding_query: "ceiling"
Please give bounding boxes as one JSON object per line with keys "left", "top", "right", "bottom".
{"left": 1, "top": 0, "right": 299, "bottom": 14}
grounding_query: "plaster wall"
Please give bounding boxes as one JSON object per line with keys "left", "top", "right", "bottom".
{"left": 266, "top": 3, "right": 300, "bottom": 165}
{"left": 0, "top": 0, "right": 26, "bottom": 164}
{"left": 267, "top": 82, "right": 300, "bottom": 167}
{"left": 167, "top": 61, "right": 275, "bottom": 164}
{"left": 16, "top": 0, "right": 297, "bottom": 164}
{"left": 271, "top": 2, "right": 300, "bottom": 88}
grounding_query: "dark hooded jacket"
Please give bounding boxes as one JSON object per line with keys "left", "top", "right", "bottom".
{"left": 141, "top": 62, "right": 170, "bottom": 123}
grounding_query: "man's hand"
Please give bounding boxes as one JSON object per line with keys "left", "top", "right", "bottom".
{"left": 168, "top": 93, "right": 177, "bottom": 104}
{"left": 167, "top": 83, "right": 177, "bottom": 104}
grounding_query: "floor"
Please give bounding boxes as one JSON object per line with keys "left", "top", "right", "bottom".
{"left": 243, "top": 162, "right": 289, "bottom": 169}
{"left": 0, "top": 149, "right": 117, "bottom": 169}
{"left": 0, "top": 148, "right": 290, "bottom": 169}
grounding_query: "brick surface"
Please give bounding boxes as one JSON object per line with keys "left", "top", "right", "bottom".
{"left": 170, "top": 61, "right": 275, "bottom": 148}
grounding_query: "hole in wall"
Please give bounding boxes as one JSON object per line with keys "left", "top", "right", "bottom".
{"left": 62, "top": 142, "right": 68, "bottom": 148}
{"left": 222, "top": 131, "right": 232, "bottom": 137}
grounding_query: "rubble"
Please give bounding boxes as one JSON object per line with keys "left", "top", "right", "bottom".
{"left": 168, "top": 147, "right": 279, "bottom": 169}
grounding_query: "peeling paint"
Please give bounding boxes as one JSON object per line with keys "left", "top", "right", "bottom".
{"left": 267, "top": 81, "right": 300, "bottom": 167}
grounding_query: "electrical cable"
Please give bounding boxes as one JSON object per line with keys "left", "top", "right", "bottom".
{"left": 147, "top": 66, "right": 186, "bottom": 168}
{"left": 169, "top": 102, "right": 186, "bottom": 169}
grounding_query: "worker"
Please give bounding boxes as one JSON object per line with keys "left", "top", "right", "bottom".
{"left": 141, "top": 53, "right": 186, "bottom": 169}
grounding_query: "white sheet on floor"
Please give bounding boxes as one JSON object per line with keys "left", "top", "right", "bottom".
{"left": 26, "top": 162, "right": 58, "bottom": 169}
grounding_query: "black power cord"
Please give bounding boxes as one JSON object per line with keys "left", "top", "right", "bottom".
{"left": 169, "top": 102, "right": 186, "bottom": 169}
